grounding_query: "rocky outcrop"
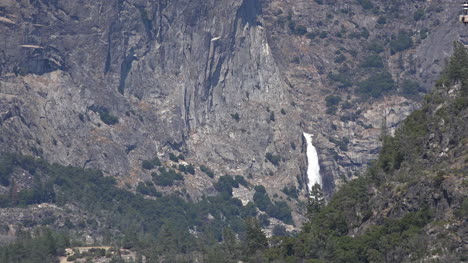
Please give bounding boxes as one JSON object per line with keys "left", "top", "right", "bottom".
{"left": 0, "top": 0, "right": 465, "bottom": 217}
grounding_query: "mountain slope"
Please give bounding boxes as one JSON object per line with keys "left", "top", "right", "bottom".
{"left": 0, "top": 0, "right": 466, "bottom": 205}
{"left": 262, "top": 42, "right": 468, "bottom": 263}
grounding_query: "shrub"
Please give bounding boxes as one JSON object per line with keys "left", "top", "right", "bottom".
{"left": 334, "top": 54, "right": 346, "bottom": 63}
{"left": 326, "top": 106, "right": 338, "bottom": 115}
{"left": 142, "top": 157, "right": 161, "bottom": 170}
{"left": 282, "top": 186, "right": 299, "bottom": 199}
{"left": 357, "top": 71, "right": 395, "bottom": 98}
{"left": 361, "top": 55, "right": 384, "bottom": 68}
{"left": 169, "top": 153, "right": 178, "bottom": 162}
{"left": 267, "top": 201, "right": 293, "bottom": 224}
{"left": 328, "top": 69, "right": 353, "bottom": 89}
{"left": 0, "top": 155, "right": 14, "bottom": 186}
{"left": 272, "top": 225, "right": 288, "bottom": 237}
{"left": 377, "top": 16, "right": 386, "bottom": 25}
{"left": 200, "top": 165, "right": 215, "bottom": 178}
{"left": 420, "top": 28, "right": 429, "bottom": 39}
{"left": 401, "top": 79, "right": 422, "bottom": 98}
{"left": 136, "top": 182, "right": 162, "bottom": 197}
{"left": 291, "top": 57, "right": 300, "bottom": 64}
{"left": 179, "top": 164, "right": 195, "bottom": 175}
{"left": 367, "top": 41, "right": 384, "bottom": 53}
{"left": 253, "top": 187, "right": 271, "bottom": 211}
{"left": 319, "top": 31, "right": 328, "bottom": 39}
{"left": 142, "top": 160, "right": 154, "bottom": 170}
{"left": 231, "top": 113, "right": 240, "bottom": 122}
{"left": 294, "top": 25, "right": 307, "bottom": 35}
{"left": 341, "top": 101, "right": 354, "bottom": 110}
{"left": 306, "top": 32, "right": 318, "bottom": 40}
{"left": 413, "top": 9, "right": 425, "bottom": 21}
{"left": 258, "top": 214, "right": 270, "bottom": 227}
{"left": 265, "top": 153, "right": 281, "bottom": 166}
{"left": 360, "top": 28, "right": 369, "bottom": 39}
{"left": 186, "top": 164, "right": 195, "bottom": 175}
{"left": 89, "top": 106, "right": 119, "bottom": 125}
{"left": 325, "top": 95, "right": 342, "bottom": 107}
{"left": 357, "top": 0, "right": 373, "bottom": 9}
{"left": 235, "top": 175, "right": 248, "bottom": 187}
{"left": 152, "top": 168, "right": 184, "bottom": 186}
{"left": 269, "top": 111, "right": 275, "bottom": 122}
{"left": 214, "top": 175, "right": 238, "bottom": 197}
{"left": 390, "top": 31, "right": 413, "bottom": 54}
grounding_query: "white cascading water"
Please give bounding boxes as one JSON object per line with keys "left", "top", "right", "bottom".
{"left": 303, "top": 132, "right": 322, "bottom": 191}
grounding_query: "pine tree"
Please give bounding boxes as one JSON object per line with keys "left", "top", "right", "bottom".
{"left": 222, "top": 227, "right": 237, "bottom": 258}
{"left": 244, "top": 218, "right": 268, "bottom": 256}
{"left": 307, "top": 183, "right": 325, "bottom": 217}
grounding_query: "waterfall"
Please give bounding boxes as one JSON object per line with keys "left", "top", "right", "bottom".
{"left": 303, "top": 132, "right": 322, "bottom": 191}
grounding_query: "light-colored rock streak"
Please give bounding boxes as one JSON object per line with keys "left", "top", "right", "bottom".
{"left": 303, "top": 132, "right": 322, "bottom": 191}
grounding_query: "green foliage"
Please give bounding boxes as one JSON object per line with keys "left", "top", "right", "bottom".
{"left": 0, "top": 154, "right": 14, "bottom": 186}
{"left": 341, "top": 101, "right": 354, "bottom": 110}
{"left": 270, "top": 111, "right": 275, "bottom": 122}
{"left": 307, "top": 184, "right": 325, "bottom": 216}
{"left": 319, "top": 31, "right": 328, "bottom": 39}
{"left": 265, "top": 152, "right": 281, "bottom": 166}
{"left": 253, "top": 186, "right": 293, "bottom": 224}
{"left": 272, "top": 225, "right": 288, "bottom": 237}
{"left": 152, "top": 168, "right": 184, "bottom": 186}
{"left": 306, "top": 32, "right": 318, "bottom": 40}
{"left": 142, "top": 157, "right": 161, "bottom": 170}
{"left": 89, "top": 106, "right": 119, "bottom": 125}
{"left": 169, "top": 153, "right": 178, "bottom": 162}
{"left": 293, "top": 25, "right": 307, "bottom": 36}
{"left": 200, "top": 165, "right": 215, "bottom": 178}
{"left": 420, "top": 28, "right": 429, "bottom": 39}
{"left": 169, "top": 153, "right": 184, "bottom": 162}
{"left": 231, "top": 113, "right": 240, "bottom": 122}
{"left": 357, "top": 0, "right": 373, "bottom": 9}
{"left": 214, "top": 175, "right": 238, "bottom": 198}
{"left": 234, "top": 175, "right": 248, "bottom": 187}
{"left": 357, "top": 71, "right": 395, "bottom": 98}
{"left": 282, "top": 186, "right": 299, "bottom": 199}
{"left": 377, "top": 16, "right": 386, "bottom": 25}
{"left": 442, "top": 42, "right": 468, "bottom": 87}
{"left": 334, "top": 54, "right": 346, "bottom": 63}
{"left": 0, "top": 228, "right": 70, "bottom": 263}
{"left": 413, "top": 8, "right": 425, "bottom": 21}
{"left": 0, "top": 153, "right": 260, "bottom": 260}
{"left": 367, "top": 41, "right": 384, "bottom": 53}
{"left": 178, "top": 164, "right": 195, "bottom": 175}
{"left": 244, "top": 218, "right": 268, "bottom": 256}
{"left": 326, "top": 106, "right": 337, "bottom": 115}
{"left": 325, "top": 95, "right": 341, "bottom": 107}
{"left": 390, "top": 31, "right": 413, "bottom": 54}
{"left": 400, "top": 79, "right": 422, "bottom": 98}
{"left": 361, "top": 55, "right": 384, "bottom": 68}
{"left": 260, "top": 44, "right": 468, "bottom": 262}
{"left": 455, "top": 198, "right": 468, "bottom": 218}
{"left": 136, "top": 182, "right": 162, "bottom": 197}
{"left": 328, "top": 67, "right": 354, "bottom": 89}
{"left": 329, "top": 137, "right": 350, "bottom": 151}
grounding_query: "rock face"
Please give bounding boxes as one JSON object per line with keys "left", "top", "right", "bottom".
{"left": 0, "top": 0, "right": 465, "bottom": 213}
{"left": 0, "top": 0, "right": 305, "bottom": 209}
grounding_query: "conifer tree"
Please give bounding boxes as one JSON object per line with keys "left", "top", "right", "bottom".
{"left": 307, "top": 183, "right": 325, "bottom": 217}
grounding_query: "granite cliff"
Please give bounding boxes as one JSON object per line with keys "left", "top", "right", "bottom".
{"left": 0, "top": 0, "right": 465, "bottom": 226}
